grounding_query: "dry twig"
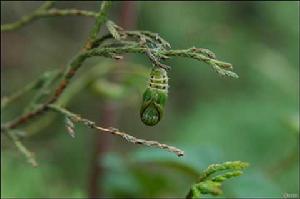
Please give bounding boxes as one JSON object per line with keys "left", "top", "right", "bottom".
{"left": 48, "top": 104, "right": 184, "bottom": 157}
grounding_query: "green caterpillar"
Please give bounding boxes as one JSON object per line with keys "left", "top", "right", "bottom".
{"left": 140, "top": 67, "right": 168, "bottom": 126}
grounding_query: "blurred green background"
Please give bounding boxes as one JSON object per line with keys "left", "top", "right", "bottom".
{"left": 1, "top": 1, "right": 299, "bottom": 198}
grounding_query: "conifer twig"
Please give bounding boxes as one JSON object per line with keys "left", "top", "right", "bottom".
{"left": 48, "top": 104, "right": 184, "bottom": 157}
{"left": 1, "top": 1, "right": 99, "bottom": 32}
{"left": 1, "top": 43, "right": 236, "bottom": 131}
{"left": 46, "top": 8, "right": 97, "bottom": 18}
{"left": 186, "top": 161, "right": 249, "bottom": 198}
{"left": 1, "top": 79, "right": 40, "bottom": 109}
{"left": 1, "top": 2, "right": 239, "bottom": 168}
{"left": 1, "top": 1, "right": 112, "bottom": 131}
{"left": 5, "top": 130, "right": 38, "bottom": 167}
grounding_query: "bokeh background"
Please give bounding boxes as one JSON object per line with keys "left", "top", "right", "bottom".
{"left": 1, "top": 1, "right": 299, "bottom": 198}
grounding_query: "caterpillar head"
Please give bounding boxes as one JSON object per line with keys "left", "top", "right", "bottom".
{"left": 150, "top": 67, "right": 168, "bottom": 80}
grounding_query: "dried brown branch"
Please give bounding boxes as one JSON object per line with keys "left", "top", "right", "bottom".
{"left": 48, "top": 104, "right": 184, "bottom": 157}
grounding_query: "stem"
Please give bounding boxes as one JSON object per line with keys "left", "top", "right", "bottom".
{"left": 5, "top": 130, "right": 38, "bottom": 167}
{"left": 84, "top": 1, "right": 112, "bottom": 50}
{"left": 1, "top": 1, "right": 98, "bottom": 32}
{"left": 48, "top": 104, "right": 184, "bottom": 157}
{"left": 1, "top": 44, "right": 236, "bottom": 132}
{"left": 46, "top": 8, "right": 97, "bottom": 18}
{"left": 1, "top": 1, "right": 53, "bottom": 31}
{"left": 39, "top": 1, "right": 55, "bottom": 10}
{"left": 1, "top": 1, "right": 112, "bottom": 131}
{"left": 1, "top": 13, "right": 38, "bottom": 32}
{"left": 1, "top": 78, "right": 40, "bottom": 109}
{"left": 92, "top": 34, "right": 114, "bottom": 48}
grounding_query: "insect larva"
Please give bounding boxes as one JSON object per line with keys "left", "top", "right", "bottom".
{"left": 140, "top": 67, "right": 168, "bottom": 126}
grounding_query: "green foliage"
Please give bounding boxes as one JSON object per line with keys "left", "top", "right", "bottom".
{"left": 186, "top": 161, "right": 249, "bottom": 198}
{"left": 24, "top": 70, "right": 62, "bottom": 113}
{"left": 91, "top": 79, "right": 127, "bottom": 100}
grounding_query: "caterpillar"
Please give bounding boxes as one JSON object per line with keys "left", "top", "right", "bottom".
{"left": 140, "top": 67, "right": 169, "bottom": 126}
